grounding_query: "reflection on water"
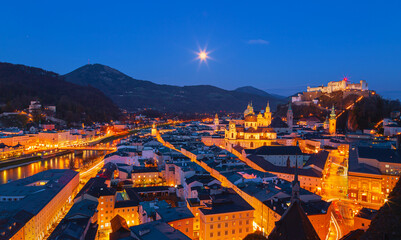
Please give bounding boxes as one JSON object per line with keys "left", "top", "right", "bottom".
{"left": 0, "top": 150, "right": 108, "bottom": 184}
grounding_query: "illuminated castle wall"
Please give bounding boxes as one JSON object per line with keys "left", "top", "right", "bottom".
{"left": 307, "top": 78, "right": 368, "bottom": 94}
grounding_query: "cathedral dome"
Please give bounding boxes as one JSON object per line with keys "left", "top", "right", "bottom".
{"left": 244, "top": 114, "right": 257, "bottom": 122}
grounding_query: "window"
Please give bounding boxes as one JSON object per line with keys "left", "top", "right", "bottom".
{"left": 210, "top": 224, "right": 213, "bottom": 230}
{"left": 232, "top": 229, "right": 235, "bottom": 234}
{"left": 210, "top": 233, "right": 213, "bottom": 238}
{"left": 217, "top": 232, "right": 221, "bottom": 237}
{"left": 218, "top": 224, "right": 221, "bottom": 228}
{"left": 225, "top": 231, "right": 228, "bottom": 235}
{"left": 225, "top": 215, "right": 228, "bottom": 220}
{"left": 225, "top": 223, "right": 228, "bottom": 228}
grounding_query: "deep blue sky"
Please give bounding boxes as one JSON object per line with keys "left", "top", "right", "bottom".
{"left": 1, "top": 1, "right": 400, "bottom": 98}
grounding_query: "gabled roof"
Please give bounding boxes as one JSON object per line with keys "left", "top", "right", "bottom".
{"left": 130, "top": 220, "right": 191, "bottom": 240}
{"left": 267, "top": 201, "right": 320, "bottom": 240}
{"left": 110, "top": 215, "right": 131, "bottom": 240}
{"left": 304, "top": 151, "right": 329, "bottom": 170}
{"left": 358, "top": 146, "right": 401, "bottom": 164}
{"left": 245, "top": 146, "right": 303, "bottom": 156}
{"left": 269, "top": 117, "right": 289, "bottom": 128}
{"left": 199, "top": 190, "right": 254, "bottom": 215}
{"left": 156, "top": 207, "right": 194, "bottom": 223}
{"left": 247, "top": 155, "right": 322, "bottom": 178}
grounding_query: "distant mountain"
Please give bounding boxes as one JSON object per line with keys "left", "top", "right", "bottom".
{"left": 235, "top": 86, "right": 287, "bottom": 100}
{"left": 64, "top": 64, "right": 286, "bottom": 113}
{"left": 235, "top": 86, "right": 272, "bottom": 97}
{"left": 0, "top": 62, "right": 120, "bottom": 123}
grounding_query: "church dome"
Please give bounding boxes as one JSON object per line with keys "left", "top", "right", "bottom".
{"left": 244, "top": 114, "right": 257, "bottom": 122}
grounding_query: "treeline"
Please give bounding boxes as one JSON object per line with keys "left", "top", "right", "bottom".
{"left": 0, "top": 62, "right": 120, "bottom": 123}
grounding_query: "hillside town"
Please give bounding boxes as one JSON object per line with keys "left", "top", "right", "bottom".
{"left": 1, "top": 88, "right": 400, "bottom": 240}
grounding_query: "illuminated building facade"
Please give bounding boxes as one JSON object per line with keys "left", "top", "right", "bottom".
{"left": 0, "top": 169, "right": 79, "bottom": 240}
{"left": 197, "top": 191, "right": 254, "bottom": 240}
{"left": 348, "top": 145, "right": 401, "bottom": 204}
{"left": 225, "top": 102, "right": 277, "bottom": 149}
{"left": 74, "top": 178, "right": 140, "bottom": 233}
{"left": 307, "top": 78, "right": 368, "bottom": 93}
{"left": 329, "top": 106, "right": 336, "bottom": 135}
{"left": 131, "top": 167, "right": 162, "bottom": 186}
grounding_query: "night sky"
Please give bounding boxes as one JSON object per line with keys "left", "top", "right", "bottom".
{"left": 1, "top": 1, "right": 400, "bottom": 98}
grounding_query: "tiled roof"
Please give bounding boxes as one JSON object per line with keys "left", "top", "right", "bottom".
{"left": 267, "top": 201, "right": 320, "bottom": 240}
{"left": 247, "top": 155, "right": 322, "bottom": 178}
{"left": 245, "top": 146, "right": 304, "bottom": 156}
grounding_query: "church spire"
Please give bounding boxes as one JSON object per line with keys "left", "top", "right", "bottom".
{"left": 291, "top": 158, "right": 300, "bottom": 204}
{"left": 266, "top": 101, "right": 270, "bottom": 113}
{"left": 330, "top": 105, "right": 336, "bottom": 119}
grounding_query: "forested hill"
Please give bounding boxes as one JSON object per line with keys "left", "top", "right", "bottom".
{"left": 0, "top": 62, "right": 120, "bottom": 123}
{"left": 64, "top": 64, "right": 286, "bottom": 113}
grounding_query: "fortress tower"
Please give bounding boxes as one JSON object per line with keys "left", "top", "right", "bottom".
{"left": 329, "top": 106, "right": 336, "bottom": 135}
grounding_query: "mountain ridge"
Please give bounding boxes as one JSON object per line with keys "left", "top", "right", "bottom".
{"left": 64, "top": 64, "right": 286, "bottom": 113}
{"left": 0, "top": 62, "right": 120, "bottom": 123}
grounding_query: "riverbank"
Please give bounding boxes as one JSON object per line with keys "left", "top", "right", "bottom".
{"left": 0, "top": 150, "right": 73, "bottom": 171}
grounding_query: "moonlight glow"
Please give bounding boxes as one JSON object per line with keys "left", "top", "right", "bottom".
{"left": 199, "top": 51, "right": 207, "bottom": 61}
{"left": 196, "top": 48, "right": 211, "bottom": 63}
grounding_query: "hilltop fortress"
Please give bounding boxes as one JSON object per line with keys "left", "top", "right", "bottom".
{"left": 307, "top": 78, "right": 368, "bottom": 93}
{"left": 293, "top": 78, "right": 371, "bottom": 105}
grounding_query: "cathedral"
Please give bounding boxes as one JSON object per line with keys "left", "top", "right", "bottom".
{"left": 225, "top": 102, "right": 280, "bottom": 149}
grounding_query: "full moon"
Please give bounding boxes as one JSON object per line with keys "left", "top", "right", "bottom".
{"left": 198, "top": 51, "right": 207, "bottom": 61}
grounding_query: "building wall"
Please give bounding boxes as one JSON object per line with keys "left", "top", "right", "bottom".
{"left": 308, "top": 208, "right": 332, "bottom": 240}
{"left": 114, "top": 206, "right": 139, "bottom": 226}
{"left": 348, "top": 173, "right": 382, "bottom": 204}
{"left": 132, "top": 171, "right": 161, "bottom": 186}
{"left": 169, "top": 218, "right": 194, "bottom": 239}
{"left": 98, "top": 194, "right": 116, "bottom": 230}
{"left": 199, "top": 210, "right": 254, "bottom": 240}
{"left": 18, "top": 173, "right": 79, "bottom": 240}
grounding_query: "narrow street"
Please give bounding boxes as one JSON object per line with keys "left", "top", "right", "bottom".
{"left": 322, "top": 149, "right": 348, "bottom": 200}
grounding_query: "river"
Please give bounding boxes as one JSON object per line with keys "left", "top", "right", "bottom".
{"left": 0, "top": 138, "right": 125, "bottom": 184}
